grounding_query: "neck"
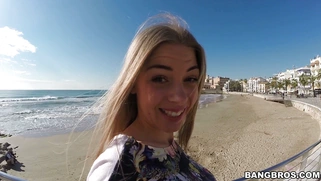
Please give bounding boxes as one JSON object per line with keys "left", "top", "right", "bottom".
{"left": 123, "top": 119, "right": 174, "bottom": 148}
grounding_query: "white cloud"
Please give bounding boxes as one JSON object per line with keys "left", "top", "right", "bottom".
{"left": 13, "top": 70, "right": 30, "bottom": 75}
{"left": 26, "top": 63, "right": 36, "bottom": 66}
{"left": 63, "top": 79, "right": 75, "bottom": 82}
{"left": 0, "top": 57, "right": 17, "bottom": 64}
{"left": 21, "top": 58, "right": 36, "bottom": 66}
{"left": 0, "top": 73, "right": 53, "bottom": 90}
{"left": 15, "top": 78, "right": 53, "bottom": 83}
{"left": 0, "top": 26, "right": 37, "bottom": 57}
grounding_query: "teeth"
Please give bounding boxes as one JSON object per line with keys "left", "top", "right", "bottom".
{"left": 163, "top": 109, "right": 184, "bottom": 117}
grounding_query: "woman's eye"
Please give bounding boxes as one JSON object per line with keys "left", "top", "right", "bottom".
{"left": 186, "top": 77, "right": 199, "bottom": 82}
{"left": 152, "top": 76, "right": 167, "bottom": 83}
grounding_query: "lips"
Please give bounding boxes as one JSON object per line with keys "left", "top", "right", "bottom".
{"left": 159, "top": 108, "right": 185, "bottom": 117}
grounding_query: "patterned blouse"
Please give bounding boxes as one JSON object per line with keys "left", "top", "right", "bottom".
{"left": 87, "top": 134, "right": 216, "bottom": 181}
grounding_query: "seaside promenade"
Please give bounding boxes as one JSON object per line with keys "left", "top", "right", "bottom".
{"left": 243, "top": 92, "right": 321, "bottom": 109}
{"left": 263, "top": 93, "right": 321, "bottom": 108}
{"left": 290, "top": 96, "right": 321, "bottom": 108}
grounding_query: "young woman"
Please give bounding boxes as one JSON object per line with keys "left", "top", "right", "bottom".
{"left": 87, "top": 13, "right": 216, "bottom": 181}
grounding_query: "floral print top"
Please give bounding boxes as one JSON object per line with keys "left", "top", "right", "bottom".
{"left": 87, "top": 134, "right": 215, "bottom": 181}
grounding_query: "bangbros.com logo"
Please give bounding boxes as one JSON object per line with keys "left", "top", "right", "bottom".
{"left": 244, "top": 171, "right": 321, "bottom": 179}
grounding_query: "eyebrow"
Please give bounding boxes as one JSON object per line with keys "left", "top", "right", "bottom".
{"left": 146, "top": 64, "right": 199, "bottom": 72}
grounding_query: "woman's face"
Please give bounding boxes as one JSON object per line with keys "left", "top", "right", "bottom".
{"left": 132, "top": 43, "right": 200, "bottom": 133}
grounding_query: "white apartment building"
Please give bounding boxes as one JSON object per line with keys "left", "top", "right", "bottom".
{"left": 274, "top": 66, "right": 311, "bottom": 94}
{"left": 295, "top": 66, "right": 311, "bottom": 77}
{"left": 310, "top": 55, "right": 321, "bottom": 76}
{"left": 248, "top": 77, "right": 267, "bottom": 93}
{"left": 245, "top": 55, "right": 320, "bottom": 96}
{"left": 276, "top": 69, "right": 295, "bottom": 80}
{"left": 295, "top": 67, "right": 311, "bottom": 94}
{"left": 310, "top": 55, "right": 321, "bottom": 89}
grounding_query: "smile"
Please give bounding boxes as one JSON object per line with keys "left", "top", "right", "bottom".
{"left": 159, "top": 108, "right": 185, "bottom": 117}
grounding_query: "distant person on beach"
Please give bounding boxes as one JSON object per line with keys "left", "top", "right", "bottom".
{"left": 87, "top": 13, "right": 216, "bottom": 180}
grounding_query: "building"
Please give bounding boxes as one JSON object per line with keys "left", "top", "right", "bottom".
{"left": 295, "top": 66, "right": 311, "bottom": 94}
{"left": 204, "top": 75, "right": 229, "bottom": 90}
{"left": 240, "top": 54, "right": 320, "bottom": 96}
{"left": 276, "top": 69, "right": 295, "bottom": 80}
{"left": 213, "top": 76, "right": 229, "bottom": 90}
{"left": 239, "top": 80, "right": 248, "bottom": 92}
{"left": 248, "top": 77, "right": 268, "bottom": 93}
{"left": 204, "top": 75, "right": 213, "bottom": 89}
{"left": 310, "top": 55, "right": 321, "bottom": 89}
{"left": 295, "top": 66, "right": 311, "bottom": 77}
{"left": 310, "top": 55, "right": 321, "bottom": 77}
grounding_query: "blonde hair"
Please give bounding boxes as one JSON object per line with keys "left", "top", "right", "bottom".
{"left": 92, "top": 13, "right": 206, "bottom": 158}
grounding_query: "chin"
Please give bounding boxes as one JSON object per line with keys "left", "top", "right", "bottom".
{"left": 163, "top": 127, "right": 181, "bottom": 133}
{"left": 164, "top": 120, "right": 185, "bottom": 133}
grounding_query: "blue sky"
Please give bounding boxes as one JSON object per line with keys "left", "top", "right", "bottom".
{"left": 0, "top": 0, "right": 320, "bottom": 90}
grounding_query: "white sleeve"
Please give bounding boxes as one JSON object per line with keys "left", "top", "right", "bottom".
{"left": 87, "top": 135, "right": 127, "bottom": 181}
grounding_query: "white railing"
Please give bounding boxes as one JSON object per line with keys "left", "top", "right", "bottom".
{"left": 234, "top": 139, "right": 321, "bottom": 180}
{"left": 0, "top": 171, "right": 27, "bottom": 181}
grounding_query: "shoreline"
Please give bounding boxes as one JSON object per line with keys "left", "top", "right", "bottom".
{"left": 2, "top": 94, "right": 222, "bottom": 139}
{"left": 0, "top": 94, "right": 320, "bottom": 180}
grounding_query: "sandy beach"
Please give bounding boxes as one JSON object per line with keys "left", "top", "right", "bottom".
{"left": 1, "top": 94, "right": 320, "bottom": 181}
{"left": 188, "top": 94, "right": 320, "bottom": 180}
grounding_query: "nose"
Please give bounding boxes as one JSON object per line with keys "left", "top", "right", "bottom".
{"left": 167, "top": 82, "right": 188, "bottom": 103}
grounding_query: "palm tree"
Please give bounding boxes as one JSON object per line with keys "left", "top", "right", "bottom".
{"left": 244, "top": 79, "right": 248, "bottom": 92}
{"left": 316, "top": 69, "right": 321, "bottom": 89}
{"left": 299, "top": 74, "right": 309, "bottom": 95}
{"left": 239, "top": 79, "right": 244, "bottom": 92}
{"left": 317, "top": 69, "right": 321, "bottom": 80}
{"left": 277, "top": 81, "right": 285, "bottom": 92}
{"left": 284, "top": 79, "right": 291, "bottom": 93}
{"left": 308, "top": 75, "right": 317, "bottom": 97}
{"left": 291, "top": 79, "right": 298, "bottom": 92}
{"left": 270, "top": 77, "right": 278, "bottom": 93}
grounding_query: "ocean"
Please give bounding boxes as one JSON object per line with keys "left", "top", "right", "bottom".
{"left": 0, "top": 90, "right": 222, "bottom": 137}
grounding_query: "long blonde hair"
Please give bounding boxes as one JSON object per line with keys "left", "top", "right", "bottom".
{"left": 92, "top": 13, "right": 206, "bottom": 158}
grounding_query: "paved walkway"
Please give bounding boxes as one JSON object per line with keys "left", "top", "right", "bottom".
{"left": 289, "top": 96, "right": 321, "bottom": 109}
{"left": 258, "top": 94, "right": 321, "bottom": 109}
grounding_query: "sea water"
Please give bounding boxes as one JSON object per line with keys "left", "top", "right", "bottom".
{"left": 0, "top": 90, "right": 222, "bottom": 137}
